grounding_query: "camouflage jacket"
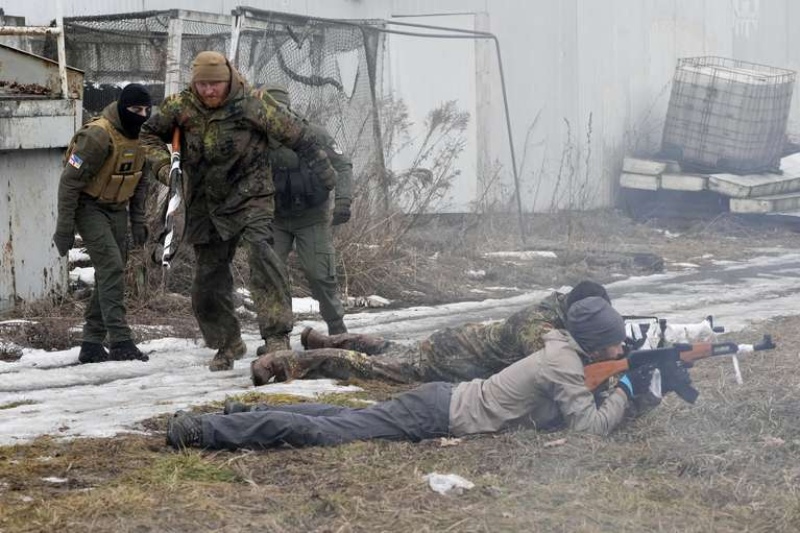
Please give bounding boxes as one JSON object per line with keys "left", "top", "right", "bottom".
{"left": 56, "top": 102, "right": 148, "bottom": 235}
{"left": 248, "top": 292, "right": 571, "bottom": 386}
{"left": 420, "top": 291, "right": 569, "bottom": 381}
{"left": 139, "top": 72, "right": 334, "bottom": 244}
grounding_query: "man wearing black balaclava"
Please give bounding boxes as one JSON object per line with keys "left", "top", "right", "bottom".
{"left": 52, "top": 83, "right": 153, "bottom": 364}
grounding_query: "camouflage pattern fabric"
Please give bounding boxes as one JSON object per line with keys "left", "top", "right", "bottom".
{"left": 140, "top": 71, "right": 327, "bottom": 245}
{"left": 139, "top": 69, "right": 334, "bottom": 343}
{"left": 419, "top": 292, "right": 568, "bottom": 381}
{"left": 251, "top": 349, "right": 421, "bottom": 385}
{"left": 250, "top": 291, "right": 570, "bottom": 384}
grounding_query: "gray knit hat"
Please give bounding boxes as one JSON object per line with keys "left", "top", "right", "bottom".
{"left": 566, "top": 296, "right": 625, "bottom": 354}
{"left": 265, "top": 84, "right": 290, "bottom": 106}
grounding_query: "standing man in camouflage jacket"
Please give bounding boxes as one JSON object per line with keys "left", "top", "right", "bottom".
{"left": 264, "top": 85, "right": 352, "bottom": 337}
{"left": 139, "top": 51, "right": 338, "bottom": 371}
{"left": 250, "top": 281, "right": 610, "bottom": 385}
{"left": 52, "top": 83, "right": 152, "bottom": 364}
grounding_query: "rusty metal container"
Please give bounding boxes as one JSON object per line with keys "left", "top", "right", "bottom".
{"left": 0, "top": 43, "right": 83, "bottom": 312}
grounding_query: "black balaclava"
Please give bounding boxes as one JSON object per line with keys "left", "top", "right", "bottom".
{"left": 566, "top": 280, "right": 610, "bottom": 309}
{"left": 117, "top": 83, "right": 152, "bottom": 138}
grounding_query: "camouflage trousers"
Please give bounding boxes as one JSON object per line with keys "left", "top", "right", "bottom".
{"left": 75, "top": 195, "right": 133, "bottom": 344}
{"left": 192, "top": 224, "right": 292, "bottom": 348}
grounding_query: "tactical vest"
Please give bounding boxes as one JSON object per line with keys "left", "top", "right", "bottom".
{"left": 270, "top": 144, "right": 331, "bottom": 215}
{"left": 70, "top": 116, "right": 146, "bottom": 204}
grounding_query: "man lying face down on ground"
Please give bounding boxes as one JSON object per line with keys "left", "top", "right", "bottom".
{"left": 166, "top": 297, "right": 659, "bottom": 451}
{"left": 250, "top": 281, "right": 611, "bottom": 386}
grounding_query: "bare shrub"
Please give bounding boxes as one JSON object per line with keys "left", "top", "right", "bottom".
{"left": 0, "top": 299, "right": 82, "bottom": 350}
{"left": 331, "top": 97, "right": 471, "bottom": 299}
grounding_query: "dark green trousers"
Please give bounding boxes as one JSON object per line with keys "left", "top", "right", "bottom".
{"left": 74, "top": 194, "right": 132, "bottom": 344}
{"left": 273, "top": 213, "right": 345, "bottom": 329}
{"left": 192, "top": 224, "right": 292, "bottom": 348}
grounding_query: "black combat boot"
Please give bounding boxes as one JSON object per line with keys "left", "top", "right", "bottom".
{"left": 166, "top": 411, "right": 203, "bottom": 449}
{"left": 78, "top": 341, "right": 109, "bottom": 364}
{"left": 223, "top": 401, "right": 251, "bottom": 415}
{"left": 208, "top": 337, "right": 247, "bottom": 372}
{"left": 109, "top": 339, "right": 149, "bottom": 361}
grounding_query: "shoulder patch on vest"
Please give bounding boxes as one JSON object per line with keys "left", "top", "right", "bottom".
{"left": 68, "top": 152, "right": 84, "bottom": 169}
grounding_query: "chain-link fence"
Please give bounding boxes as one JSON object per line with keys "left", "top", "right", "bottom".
{"left": 231, "top": 8, "right": 386, "bottom": 206}
{"left": 60, "top": 8, "right": 386, "bottom": 206}
{"left": 62, "top": 10, "right": 233, "bottom": 119}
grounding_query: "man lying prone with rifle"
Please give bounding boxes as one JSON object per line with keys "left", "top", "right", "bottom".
{"left": 166, "top": 297, "right": 776, "bottom": 451}
{"left": 167, "top": 297, "right": 660, "bottom": 450}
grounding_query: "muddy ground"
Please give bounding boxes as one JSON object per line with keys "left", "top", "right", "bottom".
{"left": 2, "top": 209, "right": 800, "bottom": 532}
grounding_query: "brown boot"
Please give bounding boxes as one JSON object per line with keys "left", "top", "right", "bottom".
{"left": 300, "top": 327, "right": 330, "bottom": 350}
{"left": 256, "top": 334, "right": 290, "bottom": 357}
{"left": 300, "top": 327, "right": 389, "bottom": 355}
{"left": 209, "top": 338, "right": 247, "bottom": 372}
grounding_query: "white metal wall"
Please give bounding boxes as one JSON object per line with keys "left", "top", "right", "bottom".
{"left": 392, "top": 0, "right": 800, "bottom": 212}
{"left": 483, "top": 0, "right": 800, "bottom": 211}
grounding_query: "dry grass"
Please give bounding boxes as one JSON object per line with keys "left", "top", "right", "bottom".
{"left": 2, "top": 316, "right": 800, "bottom": 532}
{"left": 3, "top": 209, "right": 800, "bottom": 531}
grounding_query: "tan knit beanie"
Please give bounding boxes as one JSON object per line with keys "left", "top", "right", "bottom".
{"left": 191, "top": 51, "right": 231, "bottom": 83}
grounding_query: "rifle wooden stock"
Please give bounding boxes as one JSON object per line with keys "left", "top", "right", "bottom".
{"left": 584, "top": 359, "right": 631, "bottom": 391}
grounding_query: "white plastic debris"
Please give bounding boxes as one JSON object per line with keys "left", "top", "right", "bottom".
{"left": 365, "top": 295, "right": 391, "bottom": 308}
{"left": 483, "top": 250, "right": 557, "bottom": 260}
{"left": 465, "top": 269, "right": 486, "bottom": 280}
{"left": 664, "top": 318, "right": 717, "bottom": 343}
{"left": 627, "top": 317, "right": 719, "bottom": 349}
{"left": 424, "top": 472, "right": 475, "bottom": 495}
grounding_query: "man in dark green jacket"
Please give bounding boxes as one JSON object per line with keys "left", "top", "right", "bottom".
{"left": 139, "top": 51, "right": 338, "bottom": 371}
{"left": 265, "top": 85, "right": 352, "bottom": 336}
{"left": 52, "top": 83, "right": 152, "bottom": 363}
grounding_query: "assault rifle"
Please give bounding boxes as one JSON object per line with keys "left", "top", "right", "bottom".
{"left": 584, "top": 334, "right": 776, "bottom": 403}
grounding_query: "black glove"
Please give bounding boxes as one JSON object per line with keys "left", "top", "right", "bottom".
{"left": 131, "top": 223, "right": 149, "bottom": 247}
{"left": 52, "top": 231, "right": 75, "bottom": 257}
{"left": 616, "top": 366, "right": 655, "bottom": 400}
{"left": 332, "top": 199, "right": 351, "bottom": 226}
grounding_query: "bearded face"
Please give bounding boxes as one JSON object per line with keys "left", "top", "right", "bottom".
{"left": 194, "top": 81, "right": 230, "bottom": 109}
